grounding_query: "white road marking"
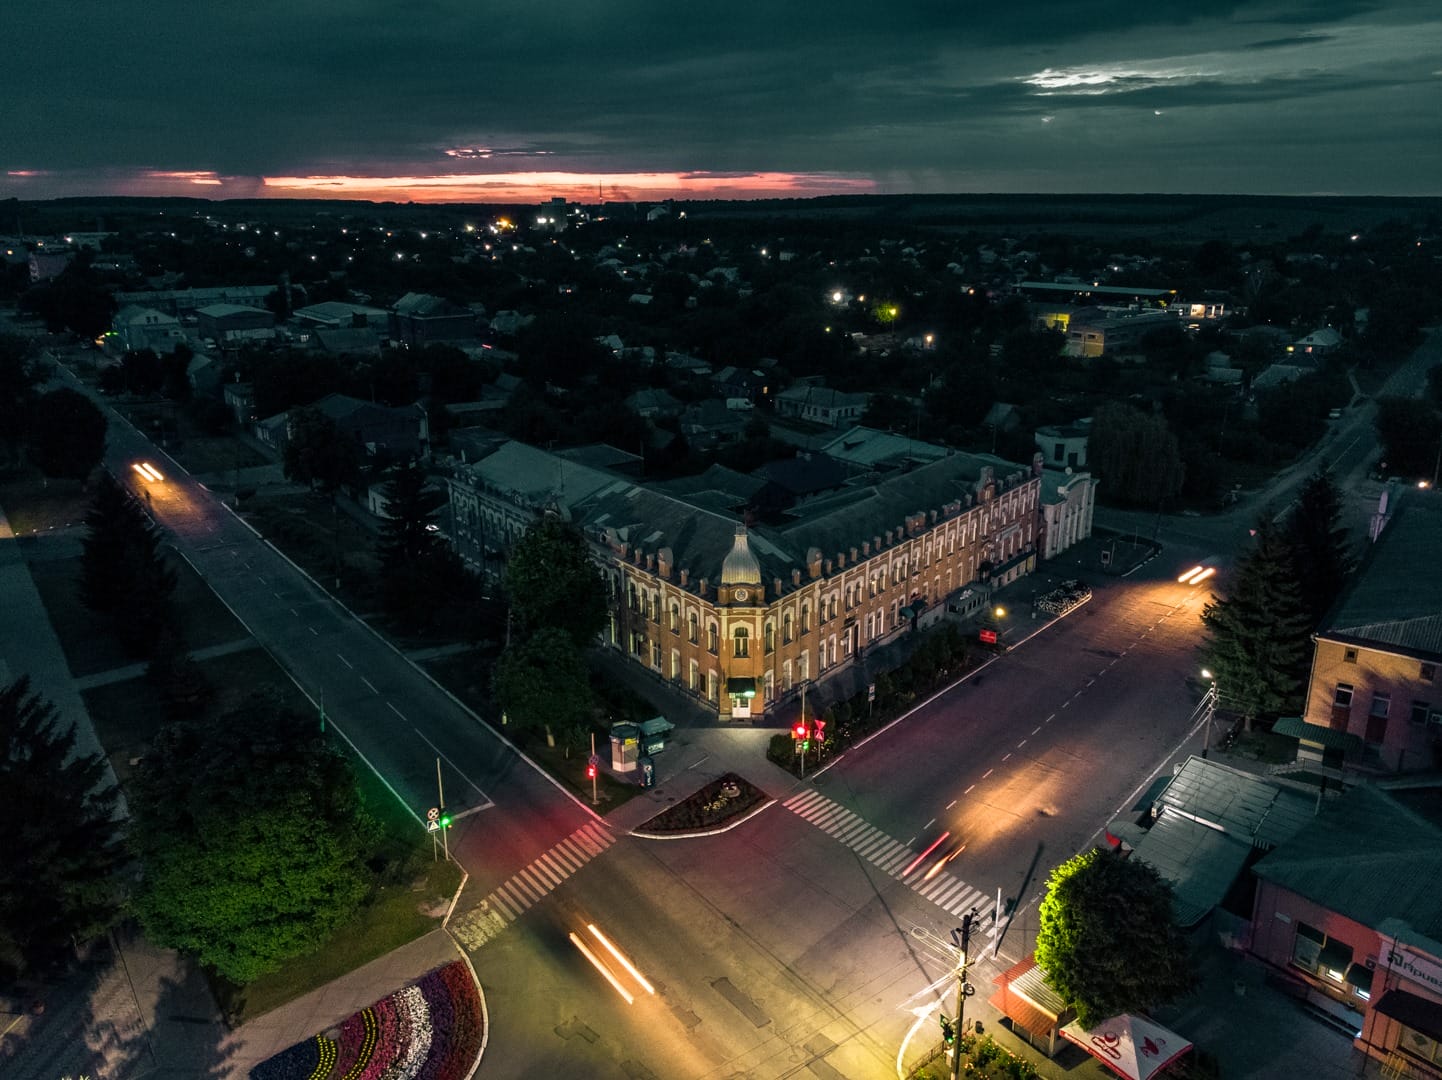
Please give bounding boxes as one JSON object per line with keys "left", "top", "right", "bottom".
{"left": 308, "top": 627, "right": 318, "bottom": 636}
{"left": 1046, "top": 713, "right": 1056, "bottom": 722}
{"left": 1016, "top": 740, "right": 1026, "bottom": 749}
{"left": 388, "top": 702, "right": 408, "bottom": 721}
{"left": 964, "top": 785, "right": 974, "bottom": 795}
{"left": 360, "top": 676, "right": 378, "bottom": 694}
{"left": 945, "top": 800, "right": 957, "bottom": 809}
{"left": 982, "top": 769, "right": 993, "bottom": 779}
{"left": 290, "top": 607, "right": 299, "bottom": 617}
{"left": 1002, "top": 753, "right": 1011, "bottom": 761}
{"left": 924, "top": 818, "right": 935, "bottom": 830}
{"left": 412, "top": 726, "right": 493, "bottom": 806}
{"left": 336, "top": 653, "right": 353, "bottom": 669}
{"left": 1031, "top": 726, "right": 1041, "bottom": 736}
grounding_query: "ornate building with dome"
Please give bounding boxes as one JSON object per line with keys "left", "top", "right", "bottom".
{"left": 445, "top": 431, "right": 1055, "bottom": 722}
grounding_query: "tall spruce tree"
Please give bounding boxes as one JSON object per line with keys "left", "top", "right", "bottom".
{"left": 376, "top": 459, "right": 442, "bottom": 573}
{"left": 80, "top": 472, "right": 177, "bottom": 653}
{"left": 1286, "top": 470, "right": 1355, "bottom": 624}
{"left": 0, "top": 676, "right": 127, "bottom": 977}
{"left": 1201, "top": 517, "right": 1312, "bottom": 728}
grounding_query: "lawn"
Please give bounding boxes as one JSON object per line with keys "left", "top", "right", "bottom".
{"left": 25, "top": 549, "right": 250, "bottom": 678}
{"left": 0, "top": 471, "right": 92, "bottom": 535}
{"left": 83, "top": 646, "right": 313, "bottom": 784}
{"left": 168, "top": 434, "right": 270, "bottom": 477}
{"left": 422, "top": 648, "right": 644, "bottom": 810}
{"left": 241, "top": 493, "right": 383, "bottom": 610}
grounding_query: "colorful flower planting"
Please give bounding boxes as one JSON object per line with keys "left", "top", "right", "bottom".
{"left": 251, "top": 961, "right": 483, "bottom": 1080}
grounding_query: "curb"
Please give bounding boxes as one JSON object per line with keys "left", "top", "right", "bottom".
{"left": 447, "top": 934, "right": 490, "bottom": 1080}
{"left": 629, "top": 796, "right": 777, "bottom": 840}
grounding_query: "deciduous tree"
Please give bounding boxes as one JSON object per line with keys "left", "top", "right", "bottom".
{"left": 493, "top": 627, "right": 595, "bottom": 738}
{"left": 27, "top": 387, "right": 107, "bottom": 480}
{"left": 283, "top": 406, "right": 361, "bottom": 493}
{"left": 1035, "top": 848, "right": 1196, "bottom": 1029}
{"left": 504, "top": 517, "right": 607, "bottom": 646}
{"left": 1089, "top": 401, "right": 1185, "bottom": 508}
{"left": 129, "top": 697, "right": 377, "bottom": 984}
{"left": 0, "top": 676, "right": 126, "bottom": 978}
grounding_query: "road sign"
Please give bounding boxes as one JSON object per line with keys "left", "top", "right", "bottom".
{"left": 979, "top": 629, "right": 997, "bottom": 644}
{"left": 427, "top": 820, "right": 440, "bottom": 833}
{"left": 868, "top": 683, "right": 877, "bottom": 702}
{"left": 427, "top": 807, "right": 440, "bottom": 822}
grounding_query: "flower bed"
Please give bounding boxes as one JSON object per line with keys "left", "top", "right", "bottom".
{"left": 250, "top": 961, "right": 483, "bottom": 1080}
{"left": 635, "top": 773, "right": 766, "bottom": 833}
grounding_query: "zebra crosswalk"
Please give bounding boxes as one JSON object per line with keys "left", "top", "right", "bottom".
{"left": 449, "top": 821, "right": 615, "bottom": 951}
{"left": 784, "top": 790, "right": 994, "bottom": 924}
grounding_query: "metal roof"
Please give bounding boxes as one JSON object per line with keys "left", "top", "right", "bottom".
{"left": 1272, "top": 716, "right": 1364, "bottom": 751}
{"left": 1157, "top": 755, "right": 1316, "bottom": 849}
{"left": 1254, "top": 785, "right": 1442, "bottom": 940}
{"left": 1130, "top": 814, "right": 1251, "bottom": 927}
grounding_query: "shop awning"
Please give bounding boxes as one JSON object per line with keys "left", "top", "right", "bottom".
{"left": 726, "top": 677, "right": 757, "bottom": 698}
{"left": 1060, "top": 1014, "right": 1192, "bottom": 1080}
{"left": 1271, "top": 716, "right": 1362, "bottom": 751}
{"left": 1374, "top": 990, "right": 1442, "bottom": 1043}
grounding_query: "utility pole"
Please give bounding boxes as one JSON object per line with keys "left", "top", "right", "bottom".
{"left": 1201, "top": 670, "right": 1217, "bottom": 758}
{"left": 949, "top": 909, "right": 979, "bottom": 1080}
{"left": 436, "top": 757, "right": 449, "bottom": 862}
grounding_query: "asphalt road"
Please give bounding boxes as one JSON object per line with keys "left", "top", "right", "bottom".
{"left": 47, "top": 356, "right": 595, "bottom": 899}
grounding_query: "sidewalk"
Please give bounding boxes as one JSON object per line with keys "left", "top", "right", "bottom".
{"left": 0, "top": 501, "right": 480, "bottom": 1080}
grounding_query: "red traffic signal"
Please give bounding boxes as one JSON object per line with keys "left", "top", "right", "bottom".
{"left": 792, "top": 722, "right": 807, "bottom": 739}
{"left": 586, "top": 762, "right": 597, "bottom": 779}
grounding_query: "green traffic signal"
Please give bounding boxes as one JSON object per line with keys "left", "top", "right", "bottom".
{"left": 440, "top": 814, "right": 452, "bottom": 829}
{"left": 940, "top": 1014, "right": 956, "bottom": 1046}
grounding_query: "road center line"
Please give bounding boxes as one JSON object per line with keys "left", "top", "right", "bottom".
{"left": 964, "top": 785, "right": 974, "bottom": 795}
{"left": 337, "top": 653, "right": 353, "bottom": 669}
{"left": 388, "top": 702, "right": 408, "bottom": 721}
{"left": 1002, "top": 753, "right": 1011, "bottom": 761}
{"left": 945, "top": 800, "right": 957, "bottom": 810}
{"left": 308, "top": 627, "right": 318, "bottom": 636}
{"left": 1046, "top": 713, "right": 1056, "bottom": 722}
{"left": 982, "top": 769, "right": 993, "bottom": 779}
{"left": 289, "top": 607, "right": 298, "bottom": 616}
{"left": 1031, "top": 726, "right": 1041, "bottom": 736}
{"left": 924, "top": 818, "right": 935, "bottom": 830}
{"left": 1016, "top": 740, "right": 1026, "bottom": 749}
{"left": 360, "top": 677, "right": 378, "bottom": 694}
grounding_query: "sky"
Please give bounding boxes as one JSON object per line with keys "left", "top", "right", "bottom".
{"left": 4, "top": 0, "right": 1441, "bottom": 203}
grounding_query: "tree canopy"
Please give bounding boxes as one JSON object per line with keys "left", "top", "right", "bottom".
{"left": 1034, "top": 848, "right": 1197, "bottom": 1029}
{"left": 283, "top": 406, "right": 361, "bottom": 492}
{"left": 129, "top": 697, "right": 377, "bottom": 984}
{"left": 376, "top": 459, "right": 442, "bottom": 572}
{"left": 0, "top": 333, "right": 44, "bottom": 467}
{"left": 504, "top": 516, "right": 607, "bottom": 646}
{"left": 1089, "top": 401, "right": 1185, "bottom": 508}
{"left": 27, "top": 386, "right": 107, "bottom": 480}
{"left": 493, "top": 626, "right": 595, "bottom": 737}
{"left": 0, "top": 676, "right": 127, "bottom": 978}
{"left": 1201, "top": 517, "right": 1312, "bottom": 727}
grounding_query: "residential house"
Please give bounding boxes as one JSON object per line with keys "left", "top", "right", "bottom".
{"left": 1283, "top": 487, "right": 1442, "bottom": 775}
{"left": 195, "top": 303, "right": 275, "bottom": 345}
{"left": 186, "top": 353, "right": 223, "bottom": 398}
{"left": 390, "top": 292, "right": 480, "bottom": 346}
{"left": 224, "top": 382, "right": 257, "bottom": 425}
{"left": 1290, "top": 328, "right": 1344, "bottom": 360}
{"left": 773, "top": 385, "right": 870, "bottom": 428}
{"left": 1249, "top": 783, "right": 1442, "bottom": 1070}
{"left": 292, "top": 300, "right": 390, "bottom": 331}
{"left": 679, "top": 399, "right": 749, "bottom": 450}
{"left": 257, "top": 393, "right": 429, "bottom": 459}
{"left": 625, "top": 388, "right": 682, "bottom": 420}
{"left": 1034, "top": 420, "right": 1090, "bottom": 471}
{"left": 114, "top": 285, "right": 275, "bottom": 318}
{"left": 112, "top": 306, "right": 187, "bottom": 353}
{"left": 710, "top": 366, "right": 769, "bottom": 404}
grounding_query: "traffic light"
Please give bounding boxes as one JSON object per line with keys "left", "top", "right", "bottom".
{"left": 586, "top": 762, "right": 597, "bottom": 780}
{"left": 940, "top": 1014, "right": 956, "bottom": 1046}
{"left": 792, "top": 721, "right": 807, "bottom": 740}
{"left": 439, "top": 813, "right": 453, "bottom": 829}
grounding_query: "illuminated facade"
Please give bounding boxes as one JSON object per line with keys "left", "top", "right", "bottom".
{"left": 446, "top": 439, "right": 1043, "bottom": 721}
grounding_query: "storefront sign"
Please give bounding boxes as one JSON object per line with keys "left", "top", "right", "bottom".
{"left": 1383, "top": 940, "right": 1442, "bottom": 997}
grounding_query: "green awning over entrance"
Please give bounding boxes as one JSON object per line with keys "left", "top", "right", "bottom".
{"left": 1272, "top": 716, "right": 1363, "bottom": 751}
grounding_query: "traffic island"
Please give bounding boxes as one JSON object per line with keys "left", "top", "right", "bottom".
{"left": 631, "top": 773, "right": 769, "bottom": 837}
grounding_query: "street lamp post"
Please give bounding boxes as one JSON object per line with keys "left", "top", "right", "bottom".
{"left": 1201, "top": 668, "right": 1218, "bottom": 758}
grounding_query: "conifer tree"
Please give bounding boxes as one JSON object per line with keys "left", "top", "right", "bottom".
{"left": 79, "top": 472, "right": 176, "bottom": 654}
{"left": 0, "top": 676, "right": 126, "bottom": 977}
{"left": 1286, "top": 470, "right": 1355, "bottom": 624}
{"left": 1201, "top": 517, "right": 1312, "bottom": 728}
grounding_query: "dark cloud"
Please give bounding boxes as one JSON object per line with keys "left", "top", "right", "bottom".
{"left": 1, "top": 0, "right": 1438, "bottom": 195}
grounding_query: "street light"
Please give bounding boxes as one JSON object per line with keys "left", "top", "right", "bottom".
{"left": 1200, "top": 668, "right": 1218, "bottom": 758}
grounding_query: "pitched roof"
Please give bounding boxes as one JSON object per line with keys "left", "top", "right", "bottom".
{"left": 1320, "top": 489, "right": 1442, "bottom": 658}
{"left": 1253, "top": 784, "right": 1442, "bottom": 940}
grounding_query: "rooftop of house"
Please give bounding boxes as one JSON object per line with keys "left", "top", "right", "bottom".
{"left": 196, "top": 302, "right": 271, "bottom": 319}
{"left": 1253, "top": 783, "right": 1442, "bottom": 949}
{"left": 819, "top": 425, "right": 951, "bottom": 470}
{"left": 1320, "top": 488, "right": 1442, "bottom": 658}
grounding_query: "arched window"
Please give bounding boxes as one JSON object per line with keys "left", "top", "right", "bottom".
{"left": 800, "top": 603, "right": 811, "bottom": 633}
{"left": 783, "top": 611, "right": 794, "bottom": 644}
{"left": 764, "top": 621, "right": 775, "bottom": 654}
{"left": 669, "top": 602, "right": 680, "bottom": 633}
{"left": 688, "top": 610, "right": 699, "bottom": 644}
{"left": 734, "top": 626, "right": 750, "bottom": 658}
{"left": 707, "top": 621, "right": 719, "bottom": 654}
